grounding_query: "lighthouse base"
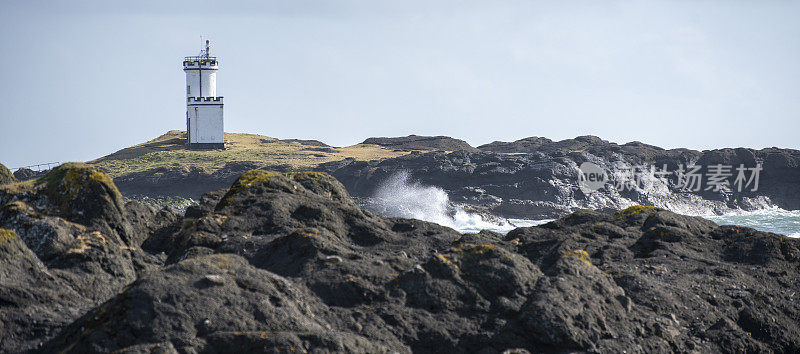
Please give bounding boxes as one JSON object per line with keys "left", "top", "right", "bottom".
{"left": 188, "top": 143, "right": 225, "bottom": 150}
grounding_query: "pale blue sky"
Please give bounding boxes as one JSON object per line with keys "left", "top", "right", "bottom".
{"left": 1, "top": 0, "right": 799, "bottom": 168}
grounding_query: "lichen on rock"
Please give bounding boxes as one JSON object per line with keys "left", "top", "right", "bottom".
{"left": 0, "top": 162, "right": 17, "bottom": 185}
{"left": 562, "top": 249, "right": 593, "bottom": 267}
{"left": 0, "top": 227, "right": 18, "bottom": 246}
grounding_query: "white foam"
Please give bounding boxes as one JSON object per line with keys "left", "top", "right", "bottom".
{"left": 367, "top": 171, "right": 517, "bottom": 234}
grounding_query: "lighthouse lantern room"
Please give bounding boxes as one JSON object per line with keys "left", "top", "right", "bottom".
{"left": 184, "top": 40, "right": 224, "bottom": 149}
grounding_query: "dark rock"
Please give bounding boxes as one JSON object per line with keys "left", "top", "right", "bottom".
{"left": 44, "top": 254, "right": 361, "bottom": 353}
{"left": 203, "top": 330, "right": 395, "bottom": 353}
{"left": 520, "top": 250, "right": 629, "bottom": 350}
{"left": 112, "top": 161, "right": 292, "bottom": 200}
{"left": 0, "top": 163, "right": 170, "bottom": 352}
{"left": 281, "top": 138, "right": 331, "bottom": 147}
{"left": 0, "top": 228, "right": 88, "bottom": 352}
{"left": 363, "top": 135, "right": 479, "bottom": 152}
{"left": 478, "top": 137, "right": 554, "bottom": 153}
{"left": 12, "top": 167, "right": 46, "bottom": 181}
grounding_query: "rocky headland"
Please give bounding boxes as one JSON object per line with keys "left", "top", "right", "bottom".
{"left": 75, "top": 132, "right": 800, "bottom": 220}
{"left": 1, "top": 163, "right": 799, "bottom": 353}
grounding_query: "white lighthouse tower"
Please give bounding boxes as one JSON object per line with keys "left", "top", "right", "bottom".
{"left": 184, "top": 40, "right": 224, "bottom": 149}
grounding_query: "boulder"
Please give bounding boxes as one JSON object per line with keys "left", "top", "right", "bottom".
{"left": 0, "top": 163, "right": 178, "bottom": 352}
{"left": 0, "top": 162, "right": 16, "bottom": 185}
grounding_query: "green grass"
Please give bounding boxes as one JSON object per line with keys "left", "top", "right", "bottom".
{"left": 89, "top": 131, "right": 411, "bottom": 178}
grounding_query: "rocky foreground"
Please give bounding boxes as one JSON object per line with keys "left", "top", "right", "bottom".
{"left": 1, "top": 163, "right": 800, "bottom": 353}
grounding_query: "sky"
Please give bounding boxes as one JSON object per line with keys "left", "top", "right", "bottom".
{"left": 1, "top": 0, "right": 799, "bottom": 169}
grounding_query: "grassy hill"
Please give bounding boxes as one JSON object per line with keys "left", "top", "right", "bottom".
{"left": 90, "top": 131, "right": 409, "bottom": 178}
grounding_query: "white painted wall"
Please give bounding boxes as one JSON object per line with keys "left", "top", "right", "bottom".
{"left": 184, "top": 62, "right": 218, "bottom": 98}
{"left": 187, "top": 104, "right": 224, "bottom": 143}
{"left": 184, "top": 55, "right": 222, "bottom": 145}
{"left": 202, "top": 70, "right": 216, "bottom": 97}
{"left": 185, "top": 69, "right": 218, "bottom": 98}
{"left": 186, "top": 70, "right": 199, "bottom": 98}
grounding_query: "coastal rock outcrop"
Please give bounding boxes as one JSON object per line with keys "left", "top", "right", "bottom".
{"left": 318, "top": 138, "right": 800, "bottom": 218}
{"left": 88, "top": 133, "right": 800, "bottom": 220}
{"left": 2, "top": 165, "right": 799, "bottom": 353}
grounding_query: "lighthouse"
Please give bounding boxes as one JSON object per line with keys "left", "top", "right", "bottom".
{"left": 184, "top": 40, "right": 224, "bottom": 149}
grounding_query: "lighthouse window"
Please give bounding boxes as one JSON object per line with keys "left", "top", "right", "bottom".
{"left": 187, "top": 85, "right": 191, "bottom": 95}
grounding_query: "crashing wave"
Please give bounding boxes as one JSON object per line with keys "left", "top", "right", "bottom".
{"left": 364, "top": 171, "right": 517, "bottom": 233}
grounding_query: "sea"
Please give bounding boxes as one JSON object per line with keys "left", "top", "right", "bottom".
{"left": 466, "top": 211, "right": 800, "bottom": 238}
{"left": 487, "top": 210, "right": 800, "bottom": 238}
{"left": 365, "top": 171, "right": 800, "bottom": 238}
{"left": 699, "top": 208, "right": 800, "bottom": 238}
{"left": 479, "top": 210, "right": 800, "bottom": 238}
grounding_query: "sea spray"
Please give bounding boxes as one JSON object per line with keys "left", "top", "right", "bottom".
{"left": 365, "top": 171, "right": 522, "bottom": 233}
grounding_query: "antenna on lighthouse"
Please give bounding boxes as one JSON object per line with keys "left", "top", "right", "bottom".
{"left": 205, "top": 40, "right": 210, "bottom": 58}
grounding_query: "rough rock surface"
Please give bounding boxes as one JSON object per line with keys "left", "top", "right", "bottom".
{"left": 1, "top": 165, "right": 799, "bottom": 353}
{"left": 363, "top": 135, "right": 479, "bottom": 152}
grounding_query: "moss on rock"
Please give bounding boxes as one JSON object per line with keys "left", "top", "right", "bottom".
{"left": 215, "top": 170, "right": 349, "bottom": 211}
{"left": 35, "top": 163, "right": 123, "bottom": 216}
{"left": 454, "top": 243, "right": 496, "bottom": 258}
{"left": 0, "top": 162, "right": 16, "bottom": 185}
{"left": 616, "top": 205, "right": 658, "bottom": 215}
{"left": 287, "top": 171, "right": 348, "bottom": 201}
{"left": 0, "top": 163, "right": 130, "bottom": 236}
{"left": 216, "top": 170, "right": 283, "bottom": 210}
